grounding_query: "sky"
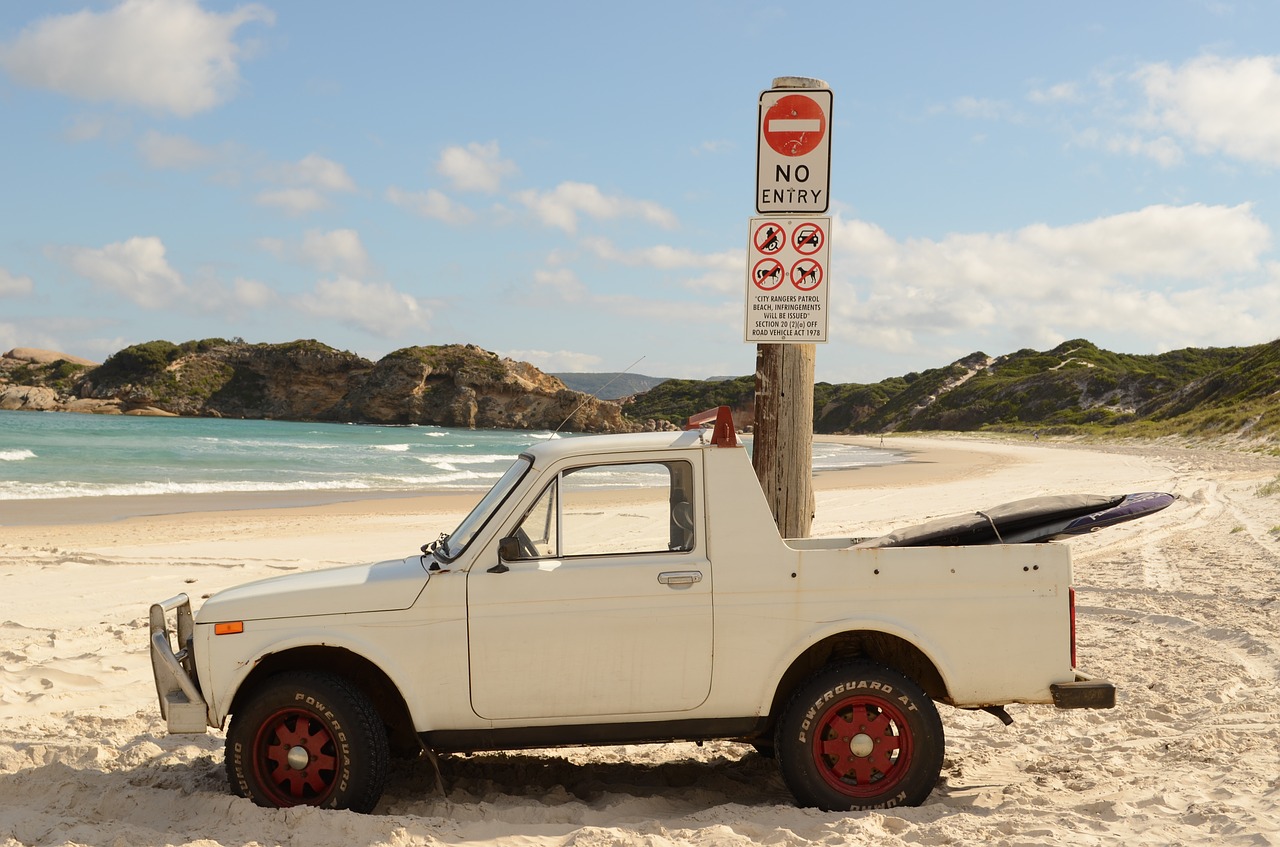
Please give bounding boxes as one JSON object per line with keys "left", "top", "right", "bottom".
{"left": 2, "top": 0, "right": 1279, "bottom": 384}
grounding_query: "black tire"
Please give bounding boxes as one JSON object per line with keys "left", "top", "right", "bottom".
{"left": 226, "top": 671, "right": 389, "bottom": 813}
{"left": 775, "top": 662, "right": 944, "bottom": 811}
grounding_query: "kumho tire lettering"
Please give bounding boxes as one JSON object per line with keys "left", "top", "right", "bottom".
{"left": 775, "top": 661, "right": 945, "bottom": 812}
{"left": 225, "top": 670, "right": 389, "bottom": 813}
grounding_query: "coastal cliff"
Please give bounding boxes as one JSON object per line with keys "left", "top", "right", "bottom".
{"left": 0, "top": 341, "right": 633, "bottom": 433}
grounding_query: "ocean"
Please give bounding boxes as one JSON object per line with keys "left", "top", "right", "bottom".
{"left": 0, "top": 409, "right": 902, "bottom": 501}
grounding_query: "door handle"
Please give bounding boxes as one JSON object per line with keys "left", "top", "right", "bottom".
{"left": 657, "top": 570, "right": 702, "bottom": 586}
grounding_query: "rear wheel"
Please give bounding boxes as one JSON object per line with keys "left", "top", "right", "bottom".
{"left": 226, "top": 671, "right": 389, "bottom": 813}
{"left": 776, "top": 662, "right": 944, "bottom": 811}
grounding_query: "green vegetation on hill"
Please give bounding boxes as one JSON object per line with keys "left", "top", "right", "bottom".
{"left": 620, "top": 338, "right": 1279, "bottom": 442}
{"left": 6, "top": 336, "right": 1278, "bottom": 442}
{"left": 626, "top": 375, "right": 755, "bottom": 425}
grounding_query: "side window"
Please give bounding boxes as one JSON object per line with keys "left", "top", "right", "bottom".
{"left": 516, "top": 476, "right": 558, "bottom": 557}
{"left": 508, "top": 461, "right": 695, "bottom": 558}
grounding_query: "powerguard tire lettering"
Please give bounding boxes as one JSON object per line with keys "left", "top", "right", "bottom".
{"left": 225, "top": 671, "right": 387, "bottom": 813}
{"left": 776, "top": 662, "right": 945, "bottom": 812}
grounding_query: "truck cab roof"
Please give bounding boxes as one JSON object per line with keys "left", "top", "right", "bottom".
{"left": 520, "top": 427, "right": 726, "bottom": 468}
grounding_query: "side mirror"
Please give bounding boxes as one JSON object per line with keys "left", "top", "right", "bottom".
{"left": 497, "top": 536, "right": 520, "bottom": 562}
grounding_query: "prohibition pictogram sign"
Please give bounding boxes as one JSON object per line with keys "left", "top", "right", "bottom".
{"left": 753, "top": 221, "right": 785, "bottom": 254}
{"left": 762, "top": 93, "right": 827, "bottom": 158}
{"left": 753, "top": 258, "right": 784, "bottom": 290}
{"left": 792, "top": 222, "right": 824, "bottom": 255}
{"left": 791, "top": 259, "right": 823, "bottom": 291}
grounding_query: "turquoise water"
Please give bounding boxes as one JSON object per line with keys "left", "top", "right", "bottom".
{"left": 0, "top": 410, "right": 900, "bottom": 500}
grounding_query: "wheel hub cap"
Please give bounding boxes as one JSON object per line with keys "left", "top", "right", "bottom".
{"left": 286, "top": 745, "right": 310, "bottom": 770}
{"left": 848, "top": 733, "right": 875, "bottom": 757}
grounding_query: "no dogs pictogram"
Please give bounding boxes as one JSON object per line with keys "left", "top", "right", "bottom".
{"left": 791, "top": 259, "right": 823, "bottom": 291}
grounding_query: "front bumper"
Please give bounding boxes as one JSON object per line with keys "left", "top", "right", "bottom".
{"left": 149, "top": 593, "right": 211, "bottom": 733}
{"left": 1050, "top": 670, "right": 1116, "bottom": 709}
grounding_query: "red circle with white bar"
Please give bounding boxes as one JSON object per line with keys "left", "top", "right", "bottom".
{"left": 753, "top": 258, "right": 784, "bottom": 290}
{"left": 753, "top": 221, "right": 786, "bottom": 255}
{"left": 790, "top": 259, "right": 823, "bottom": 291}
{"left": 792, "top": 222, "right": 825, "bottom": 255}
{"left": 762, "top": 94, "right": 827, "bottom": 157}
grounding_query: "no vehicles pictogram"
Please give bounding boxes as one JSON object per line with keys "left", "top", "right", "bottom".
{"left": 792, "top": 222, "right": 824, "bottom": 255}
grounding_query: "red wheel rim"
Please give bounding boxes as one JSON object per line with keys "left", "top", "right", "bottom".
{"left": 252, "top": 707, "right": 340, "bottom": 806}
{"left": 811, "top": 694, "right": 913, "bottom": 798}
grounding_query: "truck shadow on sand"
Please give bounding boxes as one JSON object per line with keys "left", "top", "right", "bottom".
{"left": 378, "top": 744, "right": 795, "bottom": 814}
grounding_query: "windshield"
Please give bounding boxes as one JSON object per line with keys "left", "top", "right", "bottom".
{"left": 439, "top": 456, "right": 532, "bottom": 561}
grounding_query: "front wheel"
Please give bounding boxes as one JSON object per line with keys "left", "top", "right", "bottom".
{"left": 775, "top": 662, "right": 944, "bottom": 811}
{"left": 226, "top": 671, "right": 389, "bottom": 812}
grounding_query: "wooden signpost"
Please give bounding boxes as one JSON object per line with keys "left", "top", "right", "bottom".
{"left": 749, "top": 76, "right": 832, "bottom": 539}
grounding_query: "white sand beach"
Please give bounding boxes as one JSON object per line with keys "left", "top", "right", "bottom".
{"left": 2, "top": 435, "right": 1279, "bottom": 846}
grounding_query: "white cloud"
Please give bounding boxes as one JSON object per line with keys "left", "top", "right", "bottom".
{"left": 0, "top": 0, "right": 274, "bottom": 116}
{"left": 694, "top": 140, "right": 733, "bottom": 155}
{"left": 56, "top": 236, "right": 187, "bottom": 309}
{"left": 192, "top": 275, "right": 277, "bottom": 315}
{"left": 0, "top": 268, "right": 34, "bottom": 297}
{"left": 257, "top": 229, "right": 372, "bottom": 276}
{"left": 530, "top": 265, "right": 738, "bottom": 327}
{"left": 1028, "top": 82, "right": 1081, "bottom": 104}
{"left": 533, "top": 267, "right": 588, "bottom": 302}
{"left": 437, "top": 141, "right": 517, "bottom": 193}
{"left": 137, "top": 130, "right": 222, "bottom": 169}
{"left": 1137, "top": 54, "right": 1280, "bottom": 166}
{"left": 516, "top": 182, "right": 678, "bottom": 234}
{"left": 583, "top": 238, "right": 735, "bottom": 271}
{"left": 252, "top": 153, "right": 355, "bottom": 215}
{"left": 500, "top": 349, "right": 604, "bottom": 372}
{"left": 385, "top": 186, "right": 476, "bottom": 224}
{"left": 254, "top": 188, "right": 330, "bottom": 215}
{"left": 293, "top": 278, "right": 430, "bottom": 337}
{"left": 266, "top": 153, "right": 356, "bottom": 193}
{"left": 1101, "top": 133, "right": 1185, "bottom": 168}
{"left": 948, "top": 96, "right": 1016, "bottom": 121}
{"left": 581, "top": 238, "right": 742, "bottom": 294}
{"left": 63, "top": 113, "right": 132, "bottom": 143}
{"left": 230, "top": 277, "right": 275, "bottom": 309}
{"left": 829, "top": 203, "right": 1277, "bottom": 353}
{"left": 299, "top": 229, "right": 371, "bottom": 276}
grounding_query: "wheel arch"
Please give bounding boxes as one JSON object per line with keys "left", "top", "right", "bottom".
{"left": 763, "top": 629, "right": 950, "bottom": 733}
{"left": 229, "top": 646, "right": 421, "bottom": 758}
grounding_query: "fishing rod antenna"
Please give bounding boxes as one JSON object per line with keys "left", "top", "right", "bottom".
{"left": 554, "top": 355, "right": 646, "bottom": 435}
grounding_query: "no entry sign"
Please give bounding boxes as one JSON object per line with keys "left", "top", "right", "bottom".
{"left": 756, "top": 87, "right": 832, "bottom": 214}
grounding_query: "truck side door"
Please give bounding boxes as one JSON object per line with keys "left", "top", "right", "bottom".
{"left": 466, "top": 458, "right": 713, "bottom": 720}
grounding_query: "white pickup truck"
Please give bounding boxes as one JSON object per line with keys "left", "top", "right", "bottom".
{"left": 151, "top": 408, "right": 1146, "bottom": 814}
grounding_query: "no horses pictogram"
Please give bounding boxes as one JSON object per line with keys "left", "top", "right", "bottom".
{"left": 752, "top": 258, "right": 784, "bottom": 290}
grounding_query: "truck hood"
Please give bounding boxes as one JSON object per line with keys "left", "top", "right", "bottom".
{"left": 196, "top": 556, "right": 430, "bottom": 623}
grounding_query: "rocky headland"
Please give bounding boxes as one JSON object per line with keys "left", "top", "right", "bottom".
{"left": 0, "top": 341, "right": 635, "bottom": 433}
